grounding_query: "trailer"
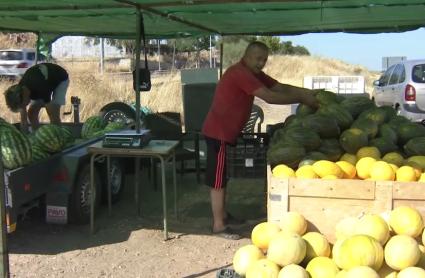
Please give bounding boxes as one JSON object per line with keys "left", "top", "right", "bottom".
{"left": 3, "top": 123, "right": 125, "bottom": 232}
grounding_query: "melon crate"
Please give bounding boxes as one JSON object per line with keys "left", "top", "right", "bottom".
{"left": 266, "top": 165, "right": 425, "bottom": 243}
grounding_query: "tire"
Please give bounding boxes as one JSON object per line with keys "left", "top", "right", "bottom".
{"left": 100, "top": 158, "right": 125, "bottom": 204}
{"left": 69, "top": 163, "right": 102, "bottom": 224}
{"left": 99, "top": 101, "right": 144, "bottom": 129}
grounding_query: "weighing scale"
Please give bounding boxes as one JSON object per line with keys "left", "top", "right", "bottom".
{"left": 102, "top": 129, "right": 152, "bottom": 148}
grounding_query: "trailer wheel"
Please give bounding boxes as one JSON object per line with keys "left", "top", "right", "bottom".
{"left": 100, "top": 158, "right": 125, "bottom": 204}
{"left": 69, "top": 164, "right": 101, "bottom": 224}
{"left": 99, "top": 102, "right": 144, "bottom": 128}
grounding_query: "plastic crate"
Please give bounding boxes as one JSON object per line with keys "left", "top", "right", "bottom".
{"left": 226, "top": 133, "right": 268, "bottom": 179}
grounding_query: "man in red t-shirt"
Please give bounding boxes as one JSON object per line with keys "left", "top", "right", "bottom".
{"left": 202, "top": 41, "right": 319, "bottom": 239}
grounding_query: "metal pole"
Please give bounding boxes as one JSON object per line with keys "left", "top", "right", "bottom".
{"left": 100, "top": 38, "right": 105, "bottom": 74}
{"left": 157, "top": 40, "right": 161, "bottom": 71}
{"left": 209, "top": 35, "right": 212, "bottom": 68}
{"left": 35, "top": 33, "right": 40, "bottom": 64}
{"left": 134, "top": 9, "right": 142, "bottom": 133}
{"left": 0, "top": 136, "right": 10, "bottom": 277}
{"left": 219, "top": 41, "right": 223, "bottom": 77}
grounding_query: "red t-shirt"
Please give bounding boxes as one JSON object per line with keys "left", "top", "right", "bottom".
{"left": 202, "top": 60, "right": 277, "bottom": 143}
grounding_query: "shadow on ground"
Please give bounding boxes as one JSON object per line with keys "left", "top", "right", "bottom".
{"left": 8, "top": 167, "right": 267, "bottom": 255}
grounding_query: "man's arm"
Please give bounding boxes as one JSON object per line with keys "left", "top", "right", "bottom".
{"left": 252, "top": 83, "right": 319, "bottom": 108}
{"left": 19, "top": 109, "right": 29, "bottom": 133}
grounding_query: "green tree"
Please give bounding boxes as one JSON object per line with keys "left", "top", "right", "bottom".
{"left": 257, "top": 36, "right": 282, "bottom": 53}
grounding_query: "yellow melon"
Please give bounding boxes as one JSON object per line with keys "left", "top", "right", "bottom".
{"left": 356, "top": 146, "right": 381, "bottom": 160}
{"left": 382, "top": 152, "right": 404, "bottom": 167}
{"left": 302, "top": 232, "right": 331, "bottom": 263}
{"left": 419, "top": 173, "right": 425, "bottom": 182}
{"left": 272, "top": 164, "right": 295, "bottom": 178}
{"left": 267, "top": 232, "right": 306, "bottom": 267}
{"left": 331, "top": 238, "right": 345, "bottom": 269}
{"left": 377, "top": 262, "right": 398, "bottom": 278}
{"left": 338, "top": 235, "right": 383, "bottom": 271}
{"left": 312, "top": 160, "right": 343, "bottom": 178}
{"left": 369, "top": 161, "right": 395, "bottom": 181}
{"left": 388, "top": 163, "right": 399, "bottom": 173}
{"left": 335, "top": 270, "right": 348, "bottom": 278}
{"left": 416, "top": 245, "right": 425, "bottom": 269}
{"left": 335, "top": 217, "right": 359, "bottom": 240}
{"left": 246, "top": 258, "right": 280, "bottom": 278}
{"left": 296, "top": 165, "right": 319, "bottom": 179}
{"left": 389, "top": 206, "right": 424, "bottom": 237}
{"left": 356, "top": 157, "right": 377, "bottom": 179}
{"left": 354, "top": 214, "right": 390, "bottom": 245}
{"left": 278, "top": 264, "right": 309, "bottom": 278}
{"left": 396, "top": 166, "right": 417, "bottom": 182}
{"left": 340, "top": 153, "right": 357, "bottom": 166}
{"left": 397, "top": 267, "right": 425, "bottom": 278}
{"left": 279, "top": 212, "right": 307, "bottom": 236}
{"left": 336, "top": 161, "right": 357, "bottom": 179}
{"left": 345, "top": 266, "right": 379, "bottom": 278}
{"left": 233, "top": 244, "right": 265, "bottom": 276}
{"left": 251, "top": 222, "right": 281, "bottom": 251}
{"left": 306, "top": 256, "right": 339, "bottom": 278}
{"left": 384, "top": 235, "right": 421, "bottom": 270}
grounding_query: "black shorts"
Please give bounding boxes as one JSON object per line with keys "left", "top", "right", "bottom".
{"left": 205, "top": 136, "right": 228, "bottom": 189}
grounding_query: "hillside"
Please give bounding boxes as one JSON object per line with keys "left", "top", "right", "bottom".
{"left": 0, "top": 55, "right": 380, "bottom": 126}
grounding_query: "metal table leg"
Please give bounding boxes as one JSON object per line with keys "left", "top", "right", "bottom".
{"left": 107, "top": 156, "right": 111, "bottom": 215}
{"left": 90, "top": 154, "right": 96, "bottom": 234}
{"left": 172, "top": 152, "right": 177, "bottom": 219}
{"left": 135, "top": 157, "right": 141, "bottom": 216}
{"left": 159, "top": 156, "right": 168, "bottom": 240}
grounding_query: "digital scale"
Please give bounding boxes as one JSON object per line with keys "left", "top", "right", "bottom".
{"left": 102, "top": 129, "right": 152, "bottom": 148}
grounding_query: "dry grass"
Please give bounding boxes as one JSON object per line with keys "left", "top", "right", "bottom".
{"left": 0, "top": 55, "right": 379, "bottom": 125}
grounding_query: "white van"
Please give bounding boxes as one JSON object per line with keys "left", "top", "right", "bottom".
{"left": 0, "top": 48, "right": 42, "bottom": 78}
{"left": 371, "top": 59, "right": 425, "bottom": 123}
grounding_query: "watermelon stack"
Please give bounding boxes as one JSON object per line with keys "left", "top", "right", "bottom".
{"left": 81, "top": 116, "right": 107, "bottom": 139}
{"left": 34, "top": 124, "right": 67, "bottom": 153}
{"left": 0, "top": 124, "right": 32, "bottom": 169}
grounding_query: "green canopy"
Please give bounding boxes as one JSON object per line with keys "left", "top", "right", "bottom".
{"left": 0, "top": 1, "right": 425, "bottom": 38}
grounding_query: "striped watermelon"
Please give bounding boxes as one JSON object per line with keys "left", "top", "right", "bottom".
{"left": 81, "top": 116, "right": 106, "bottom": 139}
{"left": 61, "top": 126, "right": 75, "bottom": 146}
{"left": 31, "top": 144, "right": 50, "bottom": 162}
{"left": 35, "top": 124, "right": 66, "bottom": 153}
{"left": 1, "top": 126, "right": 32, "bottom": 169}
{"left": 104, "top": 122, "right": 125, "bottom": 132}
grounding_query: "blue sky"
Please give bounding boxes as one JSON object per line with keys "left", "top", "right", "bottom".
{"left": 280, "top": 27, "right": 425, "bottom": 72}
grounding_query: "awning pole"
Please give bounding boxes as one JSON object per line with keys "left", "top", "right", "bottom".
{"left": 35, "top": 32, "right": 40, "bottom": 64}
{"left": 0, "top": 136, "right": 10, "bottom": 278}
{"left": 134, "top": 8, "right": 142, "bottom": 133}
{"left": 219, "top": 40, "right": 223, "bottom": 77}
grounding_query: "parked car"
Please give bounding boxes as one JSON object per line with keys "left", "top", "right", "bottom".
{"left": 371, "top": 59, "right": 425, "bottom": 123}
{"left": 0, "top": 48, "right": 45, "bottom": 78}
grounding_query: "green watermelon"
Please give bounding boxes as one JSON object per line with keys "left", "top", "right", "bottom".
{"left": 283, "top": 115, "right": 304, "bottom": 129}
{"left": 404, "top": 137, "right": 425, "bottom": 156}
{"left": 378, "top": 124, "right": 398, "bottom": 144}
{"left": 267, "top": 145, "right": 306, "bottom": 169}
{"left": 358, "top": 107, "right": 388, "bottom": 125}
{"left": 351, "top": 118, "right": 379, "bottom": 140}
{"left": 35, "top": 124, "right": 66, "bottom": 153}
{"left": 387, "top": 115, "right": 410, "bottom": 130}
{"left": 315, "top": 90, "right": 338, "bottom": 105}
{"left": 1, "top": 127, "right": 32, "bottom": 169}
{"left": 369, "top": 137, "right": 398, "bottom": 156}
{"left": 340, "top": 96, "right": 375, "bottom": 118}
{"left": 31, "top": 144, "right": 50, "bottom": 162}
{"left": 339, "top": 128, "right": 368, "bottom": 154}
{"left": 104, "top": 121, "right": 126, "bottom": 132}
{"left": 396, "top": 123, "right": 425, "bottom": 146}
{"left": 81, "top": 116, "right": 106, "bottom": 139}
{"left": 304, "top": 151, "right": 328, "bottom": 161}
{"left": 318, "top": 103, "right": 353, "bottom": 130}
{"left": 302, "top": 114, "right": 340, "bottom": 139}
{"left": 282, "top": 127, "right": 321, "bottom": 151}
{"left": 296, "top": 104, "right": 316, "bottom": 116}
{"left": 317, "top": 138, "right": 343, "bottom": 162}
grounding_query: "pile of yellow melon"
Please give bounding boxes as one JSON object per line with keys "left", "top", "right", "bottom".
{"left": 232, "top": 206, "right": 425, "bottom": 277}
{"left": 272, "top": 147, "right": 425, "bottom": 182}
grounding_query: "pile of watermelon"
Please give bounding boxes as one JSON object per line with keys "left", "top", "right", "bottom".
{"left": 81, "top": 116, "right": 125, "bottom": 139}
{"left": 267, "top": 90, "right": 425, "bottom": 172}
{"left": 0, "top": 118, "right": 32, "bottom": 169}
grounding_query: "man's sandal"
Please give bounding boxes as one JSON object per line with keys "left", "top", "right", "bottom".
{"left": 212, "top": 227, "right": 241, "bottom": 240}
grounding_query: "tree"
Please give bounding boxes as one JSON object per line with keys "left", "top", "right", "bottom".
{"left": 257, "top": 36, "right": 282, "bottom": 53}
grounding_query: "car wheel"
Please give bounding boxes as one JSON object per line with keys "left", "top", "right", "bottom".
{"left": 100, "top": 158, "right": 125, "bottom": 204}
{"left": 69, "top": 164, "right": 102, "bottom": 224}
{"left": 99, "top": 101, "right": 144, "bottom": 128}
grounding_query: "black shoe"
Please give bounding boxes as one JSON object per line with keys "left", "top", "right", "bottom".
{"left": 212, "top": 227, "right": 241, "bottom": 240}
{"left": 224, "top": 213, "right": 246, "bottom": 226}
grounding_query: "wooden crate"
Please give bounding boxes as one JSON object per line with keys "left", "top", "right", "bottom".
{"left": 267, "top": 165, "right": 425, "bottom": 243}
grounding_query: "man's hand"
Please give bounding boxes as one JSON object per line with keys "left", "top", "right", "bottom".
{"left": 302, "top": 92, "right": 319, "bottom": 109}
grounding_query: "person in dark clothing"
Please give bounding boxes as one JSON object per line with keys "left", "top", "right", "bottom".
{"left": 4, "top": 63, "right": 69, "bottom": 132}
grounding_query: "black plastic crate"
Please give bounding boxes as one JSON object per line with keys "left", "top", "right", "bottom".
{"left": 226, "top": 133, "right": 268, "bottom": 179}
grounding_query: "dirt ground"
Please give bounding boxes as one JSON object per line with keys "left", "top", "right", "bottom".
{"left": 7, "top": 166, "right": 267, "bottom": 278}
